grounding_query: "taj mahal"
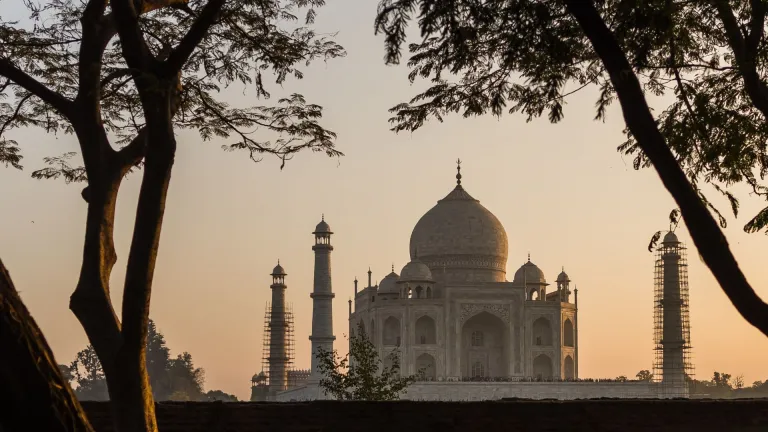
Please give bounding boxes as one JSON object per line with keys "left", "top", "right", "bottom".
{"left": 349, "top": 161, "right": 577, "bottom": 382}
{"left": 252, "top": 161, "right": 683, "bottom": 401}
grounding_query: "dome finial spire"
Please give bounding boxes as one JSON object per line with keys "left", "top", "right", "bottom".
{"left": 391, "top": 263, "right": 394, "bottom": 272}
{"left": 456, "top": 158, "right": 462, "bottom": 186}
{"left": 527, "top": 252, "right": 531, "bottom": 262}
{"left": 321, "top": 213, "right": 324, "bottom": 221}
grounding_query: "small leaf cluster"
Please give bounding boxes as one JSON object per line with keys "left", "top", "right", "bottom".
{"left": 316, "top": 322, "right": 419, "bottom": 401}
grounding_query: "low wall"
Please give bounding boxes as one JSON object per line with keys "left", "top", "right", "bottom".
{"left": 78, "top": 400, "right": 768, "bottom": 432}
{"left": 274, "top": 383, "right": 326, "bottom": 401}
{"left": 274, "top": 381, "right": 662, "bottom": 401}
{"left": 403, "top": 381, "right": 661, "bottom": 400}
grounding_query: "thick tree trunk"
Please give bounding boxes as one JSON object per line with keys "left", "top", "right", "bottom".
{"left": 0, "top": 258, "right": 94, "bottom": 432}
{"left": 564, "top": 0, "right": 768, "bottom": 337}
{"left": 108, "top": 90, "right": 177, "bottom": 432}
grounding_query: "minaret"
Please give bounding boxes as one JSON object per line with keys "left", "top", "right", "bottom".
{"left": 268, "top": 261, "right": 289, "bottom": 393}
{"left": 653, "top": 231, "right": 693, "bottom": 397}
{"left": 309, "top": 215, "right": 335, "bottom": 382}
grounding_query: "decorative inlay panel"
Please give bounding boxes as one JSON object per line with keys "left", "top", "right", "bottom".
{"left": 459, "top": 303, "right": 510, "bottom": 325}
{"left": 422, "top": 255, "right": 506, "bottom": 272}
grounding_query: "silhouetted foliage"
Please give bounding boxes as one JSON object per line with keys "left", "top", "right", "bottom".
{"left": 204, "top": 390, "right": 239, "bottom": 402}
{"left": 374, "top": 0, "right": 768, "bottom": 235}
{"left": 635, "top": 370, "right": 654, "bottom": 382}
{"left": 69, "top": 345, "right": 109, "bottom": 401}
{"left": 687, "top": 371, "right": 768, "bottom": 398}
{"left": 316, "top": 323, "right": 418, "bottom": 400}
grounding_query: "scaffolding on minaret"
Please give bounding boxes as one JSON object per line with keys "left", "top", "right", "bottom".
{"left": 652, "top": 232, "right": 694, "bottom": 398}
{"left": 259, "top": 301, "right": 296, "bottom": 388}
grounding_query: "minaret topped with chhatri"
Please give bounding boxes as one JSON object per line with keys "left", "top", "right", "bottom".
{"left": 268, "top": 261, "right": 289, "bottom": 393}
{"left": 309, "top": 215, "right": 335, "bottom": 382}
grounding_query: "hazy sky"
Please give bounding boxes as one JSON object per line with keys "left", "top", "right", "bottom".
{"left": 1, "top": 0, "right": 767, "bottom": 401}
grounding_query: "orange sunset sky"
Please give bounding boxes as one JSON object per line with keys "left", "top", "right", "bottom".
{"left": 1, "top": 0, "right": 767, "bottom": 401}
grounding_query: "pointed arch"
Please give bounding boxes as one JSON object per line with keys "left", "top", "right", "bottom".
{"left": 416, "top": 353, "right": 436, "bottom": 379}
{"left": 415, "top": 315, "right": 436, "bottom": 345}
{"left": 563, "top": 318, "right": 574, "bottom": 347}
{"left": 564, "top": 355, "right": 574, "bottom": 379}
{"left": 533, "top": 317, "right": 552, "bottom": 346}
{"left": 533, "top": 354, "right": 553, "bottom": 379}
{"left": 383, "top": 316, "right": 401, "bottom": 346}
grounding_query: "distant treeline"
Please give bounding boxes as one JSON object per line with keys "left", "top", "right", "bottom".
{"left": 59, "top": 320, "right": 238, "bottom": 402}
{"left": 617, "top": 370, "right": 768, "bottom": 398}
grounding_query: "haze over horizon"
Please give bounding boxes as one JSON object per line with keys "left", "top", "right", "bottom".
{"left": 1, "top": 0, "right": 767, "bottom": 401}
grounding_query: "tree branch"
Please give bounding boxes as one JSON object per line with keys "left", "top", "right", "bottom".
{"left": 163, "top": 0, "right": 226, "bottom": 75}
{"left": 110, "top": 0, "right": 157, "bottom": 72}
{"left": 565, "top": 0, "right": 768, "bottom": 338}
{"left": 117, "top": 128, "right": 149, "bottom": 168}
{"left": 746, "top": 0, "right": 767, "bottom": 59}
{"left": 710, "top": 0, "right": 768, "bottom": 119}
{"left": 0, "top": 59, "right": 73, "bottom": 118}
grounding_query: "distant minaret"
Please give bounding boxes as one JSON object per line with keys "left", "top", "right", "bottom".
{"left": 309, "top": 215, "right": 335, "bottom": 381}
{"left": 268, "top": 261, "right": 289, "bottom": 392}
{"left": 653, "top": 231, "right": 693, "bottom": 397}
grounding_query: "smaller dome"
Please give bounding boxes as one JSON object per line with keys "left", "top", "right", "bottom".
{"left": 513, "top": 260, "right": 547, "bottom": 284}
{"left": 378, "top": 271, "right": 400, "bottom": 294}
{"left": 663, "top": 231, "right": 679, "bottom": 244}
{"left": 271, "top": 261, "right": 286, "bottom": 276}
{"left": 313, "top": 215, "right": 332, "bottom": 234}
{"left": 252, "top": 371, "right": 266, "bottom": 383}
{"left": 399, "top": 259, "right": 433, "bottom": 282}
{"left": 556, "top": 268, "right": 570, "bottom": 283}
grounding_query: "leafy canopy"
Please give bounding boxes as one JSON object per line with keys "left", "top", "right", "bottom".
{"left": 316, "top": 322, "right": 419, "bottom": 401}
{"left": 0, "top": 0, "right": 345, "bottom": 177}
{"left": 374, "top": 0, "right": 768, "bottom": 235}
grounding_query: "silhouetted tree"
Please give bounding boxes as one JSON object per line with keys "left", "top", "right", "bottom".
{"left": 145, "top": 320, "right": 172, "bottom": 400}
{"left": 69, "top": 345, "right": 109, "bottom": 401}
{"left": 63, "top": 320, "right": 218, "bottom": 402}
{"left": 205, "top": 390, "right": 238, "bottom": 402}
{"left": 316, "top": 323, "right": 418, "bottom": 400}
{"left": 374, "top": 0, "right": 768, "bottom": 338}
{"left": 713, "top": 371, "right": 733, "bottom": 390}
{"left": 636, "top": 370, "right": 654, "bottom": 382}
{"left": 167, "top": 352, "right": 205, "bottom": 401}
{"left": 734, "top": 374, "right": 745, "bottom": 390}
{"left": 1, "top": 1, "right": 343, "bottom": 430}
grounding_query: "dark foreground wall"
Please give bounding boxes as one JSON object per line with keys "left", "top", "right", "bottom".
{"left": 81, "top": 399, "right": 768, "bottom": 432}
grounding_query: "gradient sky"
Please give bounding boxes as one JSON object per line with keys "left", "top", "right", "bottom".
{"left": 1, "top": 0, "right": 767, "bottom": 401}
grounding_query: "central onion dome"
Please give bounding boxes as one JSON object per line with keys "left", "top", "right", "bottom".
{"left": 409, "top": 162, "right": 508, "bottom": 283}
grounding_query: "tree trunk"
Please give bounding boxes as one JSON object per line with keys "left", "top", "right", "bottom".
{"left": 109, "top": 90, "right": 177, "bottom": 432}
{"left": 564, "top": 0, "right": 768, "bottom": 337}
{"left": 0, "top": 258, "right": 94, "bottom": 432}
